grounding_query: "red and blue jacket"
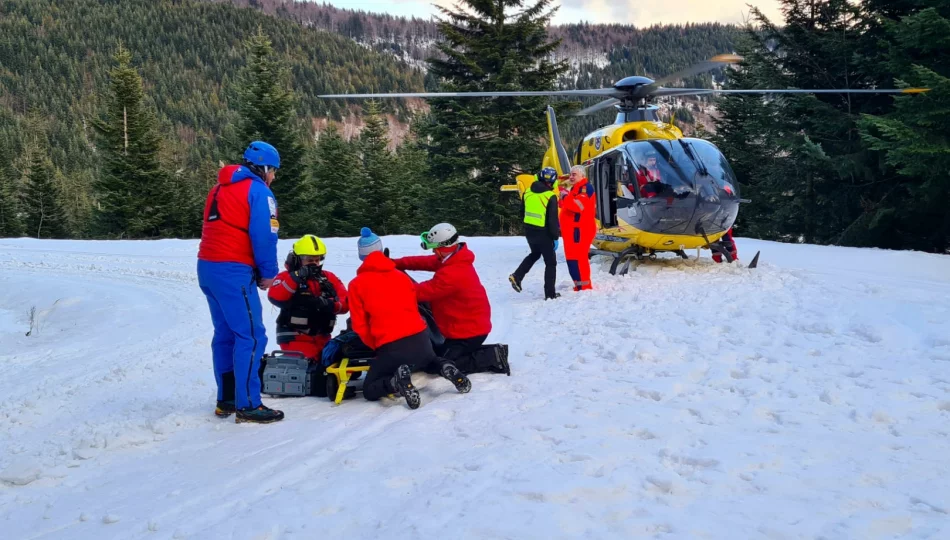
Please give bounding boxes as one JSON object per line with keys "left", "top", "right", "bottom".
{"left": 197, "top": 165, "right": 280, "bottom": 279}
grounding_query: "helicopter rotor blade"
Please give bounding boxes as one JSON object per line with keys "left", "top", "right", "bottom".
{"left": 650, "top": 88, "right": 930, "bottom": 97}
{"left": 572, "top": 98, "right": 621, "bottom": 116}
{"left": 705, "top": 87, "right": 930, "bottom": 95}
{"left": 650, "top": 87, "right": 930, "bottom": 98}
{"left": 318, "top": 89, "right": 618, "bottom": 99}
{"left": 648, "top": 54, "right": 744, "bottom": 89}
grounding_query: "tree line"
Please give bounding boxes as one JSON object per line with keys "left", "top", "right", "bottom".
{"left": 712, "top": 0, "right": 950, "bottom": 253}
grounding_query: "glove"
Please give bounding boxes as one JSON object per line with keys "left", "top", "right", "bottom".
{"left": 553, "top": 239, "right": 559, "bottom": 251}
{"left": 291, "top": 265, "right": 312, "bottom": 284}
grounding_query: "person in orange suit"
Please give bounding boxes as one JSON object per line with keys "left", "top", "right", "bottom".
{"left": 558, "top": 165, "right": 597, "bottom": 291}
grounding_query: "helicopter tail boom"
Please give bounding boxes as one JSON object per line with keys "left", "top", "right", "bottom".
{"left": 543, "top": 106, "right": 572, "bottom": 177}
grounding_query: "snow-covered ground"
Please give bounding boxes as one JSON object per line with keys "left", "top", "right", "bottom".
{"left": 2, "top": 236, "right": 949, "bottom": 539}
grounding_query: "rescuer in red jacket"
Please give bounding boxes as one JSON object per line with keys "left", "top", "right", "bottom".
{"left": 267, "top": 235, "right": 348, "bottom": 360}
{"left": 348, "top": 227, "right": 472, "bottom": 409}
{"left": 559, "top": 165, "right": 598, "bottom": 291}
{"left": 393, "top": 223, "right": 506, "bottom": 375}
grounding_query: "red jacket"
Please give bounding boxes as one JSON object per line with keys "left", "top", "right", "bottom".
{"left": 348, "top": 251, "right": 427, "bottom": 350}
{"left": 393, "top": 243, "right": 492, "bottom": 340}
{"left": 197, "top": 165, "right": 280, "bottom": 278}
{"left": 559, "top": 178, "right": 597, "bottom": 236}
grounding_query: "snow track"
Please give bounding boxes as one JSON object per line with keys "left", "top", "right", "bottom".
{"left": 2, "top": 237, "right": 949, "bottom": 538}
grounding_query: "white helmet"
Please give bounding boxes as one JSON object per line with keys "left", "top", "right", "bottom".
{"left": 421, "top": 223, "right": 459, "bottom": 249}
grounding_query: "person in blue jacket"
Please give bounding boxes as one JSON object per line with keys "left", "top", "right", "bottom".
{"left": 197, "top": 141, "right": 284, "bottom": 424}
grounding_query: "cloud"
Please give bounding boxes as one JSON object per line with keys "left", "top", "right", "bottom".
{"left": 314, "top": 0, "right": 784, "bottom": 26}
{"left": 552, "top": 0, "right": 782, "bottom": 26}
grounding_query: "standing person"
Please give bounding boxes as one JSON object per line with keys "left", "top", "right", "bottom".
{"left": 509, "top": 167, "right": 560, "bottom": 300}
{"left": 348, "top": 227, "right": 471, "bottom": 410}
{"left": 393, "top": 223, "right": 503, "bottom": 374}
{"left": 267, "top": 235, "right": 348, "bottom": 360}
{"left": 559, "top": 164, "right": 597, "bottom": 292}
{"left": 197, "top": 141, "right": 284, "bottom": 424}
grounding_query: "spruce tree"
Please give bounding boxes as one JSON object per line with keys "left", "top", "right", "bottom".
{"left": 858, "top": 5, "right": 950, "bottom": 252}
{"left": 231, "top": 28, "right": 310, "bottom": 236}
{"left": 714, "top": 0, "right": 894, "bottom": 245}
{"left": 310, "top": 124, "right": 362, "bottom": 236}
{"left": 423, "top": 0, "right": 569, "bottom": 234}
{"left": 356, "top": 101, "right": 401, "bottom": 234}
{"left": 0, "top": 142, "right": 23, "bottom": 237}
{"left": 391, "top": 120, "right": 432, "bottom": 235}
{"left": 93, "top": 46, "right": 172, "bottom": 238}
{"left": 22, "top": 147, "right": 69, "bottom": 239}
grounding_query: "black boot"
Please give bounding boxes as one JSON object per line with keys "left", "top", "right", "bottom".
{"left": 216, "top": 372, "right": 236, "bottom": 417}
{"left": 491, "top": 344, "right": 511, "bottom": 376}
{"left": 508, "top": 274, "right": 522, "bottom": 293}
{"left": 214, "top": 400, "right": 236, "bottom": 418}
{"left": 389, "top": 364, "right": 421, "bottom": 409}
{"left": 545, "top": 292, "right": 561, "bottom": 300}
{"left": 440, "top": 362, "right": 472, "bottom": 394}
{"left": 235, "top": 404, "right": 285, "bottom": 424}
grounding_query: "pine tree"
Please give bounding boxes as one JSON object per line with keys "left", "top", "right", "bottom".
{"left": 22, "top": 146, "right": 69, "bottom": 239}
{"left": 93, "top": 46, "right": 173, "bottom": 238}
{"left": 230, "top": 28, "right": 311, "bottom": 236}
{"left": 423, "top": 0, "right": 569, "bottom": 234}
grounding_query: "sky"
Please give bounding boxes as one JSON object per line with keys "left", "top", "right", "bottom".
{"left": 311, "top": 0, "right": 785, "bottom": 26}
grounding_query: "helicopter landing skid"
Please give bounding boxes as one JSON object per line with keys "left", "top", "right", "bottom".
{"left": 590, "top": 247, "right": 653, "bottom": 276}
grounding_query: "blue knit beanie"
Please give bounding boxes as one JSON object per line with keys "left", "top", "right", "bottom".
{"left": 357, "top": 227, "right": 383, "bottom": 260}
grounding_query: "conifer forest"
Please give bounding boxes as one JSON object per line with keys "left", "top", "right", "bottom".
{"left": 1, "top": 0, "right": 947, "bottom": 253}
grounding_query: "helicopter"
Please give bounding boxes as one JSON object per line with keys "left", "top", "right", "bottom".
{"left": 320, "top": 54, "right": 928, "bottom": 274}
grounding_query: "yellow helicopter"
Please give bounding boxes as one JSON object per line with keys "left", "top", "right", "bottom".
{"left": 320, "top": 54, "right": 928, "bottom": 273}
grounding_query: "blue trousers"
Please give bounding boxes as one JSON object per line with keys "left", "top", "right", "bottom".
{"left": 197, "top": 260, "right": 268, "bottom": 410}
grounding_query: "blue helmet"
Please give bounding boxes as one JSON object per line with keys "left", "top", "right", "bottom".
{"left": 243, "top": 141, "right": 280, "bottom": 169}
{"left": 539, "top": 167, "right": 557, "bottom": 184}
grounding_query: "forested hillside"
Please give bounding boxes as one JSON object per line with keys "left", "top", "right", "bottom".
{"left": 204, "top": 1, "right": 741, "bottom": 140}
{"left": 0, "top": 0, "right": 424, "bottom": 237}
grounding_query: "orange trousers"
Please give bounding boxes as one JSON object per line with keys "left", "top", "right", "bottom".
{"left": 562, "top": 222, "right": 596, "bottom": 290}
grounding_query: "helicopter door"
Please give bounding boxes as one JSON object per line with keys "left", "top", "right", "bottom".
{"left": 592, "top": 152, "right": 621, "bottom": 228}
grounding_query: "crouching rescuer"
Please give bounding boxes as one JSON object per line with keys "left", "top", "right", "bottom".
{"left": 393, "top": 223, "right": 510, "bottom": 376}
{"left": 267, "top": 235, "right": 348, "bottom": 361}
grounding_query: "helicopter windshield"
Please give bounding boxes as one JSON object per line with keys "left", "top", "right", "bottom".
{"left": 621, "top": 138, "right": 739, "bottom": 201}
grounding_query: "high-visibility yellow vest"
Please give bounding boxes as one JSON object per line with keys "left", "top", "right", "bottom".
{"left": 523, "top": 187, "right": 556, "bottom": 227}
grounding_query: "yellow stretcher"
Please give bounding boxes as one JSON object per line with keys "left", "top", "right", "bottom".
{"left": 323, "top": 357, "right": 371, "bottom": 404}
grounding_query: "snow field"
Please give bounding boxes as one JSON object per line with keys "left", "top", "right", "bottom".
{"left": 1, "top": 237, "right": 949, "bottom": 538}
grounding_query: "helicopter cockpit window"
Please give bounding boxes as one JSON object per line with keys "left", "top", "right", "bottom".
{"left": 687, "top": 138, "right": 740, "bottom": 201}
{"left": 621, "top": 139, "right": 739, "bottom": 201}
{"left": 622, "top": 141, "right": 691, "bottom": 200}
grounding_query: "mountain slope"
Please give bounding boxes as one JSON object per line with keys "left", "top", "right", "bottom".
{"left": 0, "top": 0, "right": 425, "bottom": 171}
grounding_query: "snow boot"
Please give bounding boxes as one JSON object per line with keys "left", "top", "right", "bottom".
{"left": 390, "top": 364, "right": 421, "bottom": 410}
{"left": 508, "top": 274, "right": 522, "bottom": 293}
{"left": 235, "top": 404, "right": 285, "bottom": 424}
{"left": 491, "top": 344, "right": 511, "bottom": 376}
{"left": 545, "top": 292, "right": 561, "bottom": 300}
{"left": 215, "top": 400, "right": 236, "bottom": 418}
{"left": 440, "top": 362, "right": 472, "bottom": 394}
